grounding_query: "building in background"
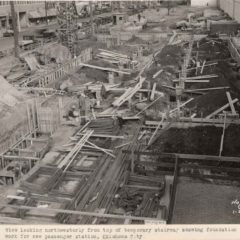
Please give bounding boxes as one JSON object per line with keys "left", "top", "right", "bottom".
{"left": 191, "top": 0, "right": 218, "bottom": 7}
{"left": 0, "top": 1, "right": 57, "bottom": 31}
{"left": 219, "top": 0, "right": 240, "bottom": 23}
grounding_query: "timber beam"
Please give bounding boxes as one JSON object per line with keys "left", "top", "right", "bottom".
{"left": 0, "top": 204, "right": 166, "bottom": 223}
{"left": 122, "top": 150, "right": 240, "bottom": 163}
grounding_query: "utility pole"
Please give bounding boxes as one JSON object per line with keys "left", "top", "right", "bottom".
{"left": 89, "top": 1, "right": 94, "bottom": 36}
{"left": 10, "top": 1, "right": 19, "bottom": 58}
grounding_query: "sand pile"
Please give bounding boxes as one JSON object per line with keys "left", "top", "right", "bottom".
{"left": 0, "top": 75, "right": 25, "bottom": 108}
{"left": 0, "top": 56, "right": 23, "bottom": 77}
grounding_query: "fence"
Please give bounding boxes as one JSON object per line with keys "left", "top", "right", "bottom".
{"left": 228, "top": 38, "right": 240, "bottom": 64}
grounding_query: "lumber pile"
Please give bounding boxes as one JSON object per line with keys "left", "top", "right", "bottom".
{"left": 58, "top": 130, "right": 93, "bottom": 171}
{"left": 113, "top": 174, "right": 165, "bottom": 218}
{"left": 96, "top": 49, "right": 131, "bottom": 65}
{"left": 86, "top": 118, "right": 120, "bottom": 135}
{"left": 58, "top": 126, "right": 141, "bottom": 224}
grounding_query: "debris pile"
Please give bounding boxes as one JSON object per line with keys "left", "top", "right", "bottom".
{"left": 37, "top": 43, "right": 72, "bottom": 64}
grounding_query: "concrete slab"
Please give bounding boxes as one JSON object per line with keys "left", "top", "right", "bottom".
{"left": 172, "top": 177, "right": 240, "bottom": 224}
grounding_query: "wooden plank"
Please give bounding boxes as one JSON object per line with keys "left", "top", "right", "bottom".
{"left": 121, "top": 116, "right": 141, "bottom": 120}
{"left": 79, "top": 63, "right": 130, "bottom": 75}
{"left": 200, "top": 60, "right": 206, "bottom": 74}
{"left": 173, "top": 80, "right": 209, "bottom": 83}
{"left": 153, "top": 69, "right": 163, "bottom": 79}
{"left": 2, "top": 155, "right": 39, "bottom": 161}
{"left": 205, "top": 98, "right": 238, "bottom": 119}
{"left": 0, "top": 204, "right": 164, "bottom": 222}
{"left": 18, "top": 86, "right": 66, "bottom": 95}
{"left": 86, "top": 141, "right": 115, "bottom": 158}
{"left": 148, "top": 115, "right": 165, "bottom": 146}
{"left": 0, "top": 217, "right": 22, "bottom": 224}
{"left": 124, "top": 185, "right": 161, "bottom": 191}
{"left": 123, "top": 150, "right": 240, "bottom": 163}
{"left": 226, "top": 92, "right": 237, "bottom": 115}
{"left": 98, "top": 49, "right": 129, "bottom": 58}
{"left": 169, "top": 98, "right": 194, "bottom": 115}
{"left": 112, "top": 77, "right": 146, "bottom": 107}
{"left": 179, "top": 117, "right": 240, "bottom": 124}
{"left": 114, "top": 142, "right": 132, "bottom": 149}
{"left": 58, "top": 130, "right": 93, "bottom": 170}
{"left": 77, "top": 133, "right": 125, "bottom": 139}
{"left": 185, "top": 86, "right": 230, "bottom": 92}
{"left": 135, "top": 95, "right": 163, "bottom": 117}
{"left": 25, "top": 138, "right": 48, "bottom": 143}
{"left": 150, "top": 83, "right": 157, "bottom": 101}
{"left": 173, "top": 74, "right": 218, "bottom": 81}
{"left": 219, "top": 113, "right": 227, "bottom": 157}
{"left": 7, "top": 195, "right": 26, "bottom": 201}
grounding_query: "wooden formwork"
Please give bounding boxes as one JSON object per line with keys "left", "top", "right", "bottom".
{"left": 20, "top": 48, "right": 93, "bottom": 88}
{"left": 36, "top": 107, "right": 59, "bottom": 135}
{"left": 228, "top": 38, "right": 240, "bottom": 64}
{"left": 35, "top": 97, "right": 63, "bottom": 135}
{"left": 0, "top": 99, "right": 37, "bottom": 156}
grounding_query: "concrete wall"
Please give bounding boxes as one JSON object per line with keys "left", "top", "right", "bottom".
{"left": 191, "top": 0, "right": 218, "bottom": 7}
{"left": 97, "top": 31, "right": 169, "bottom": 44}
{"left": 219, "top": 0, "right": 240, "bottom": 23}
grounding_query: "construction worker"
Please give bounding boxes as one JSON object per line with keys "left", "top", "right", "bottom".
{"left": 67, "top": 105, "right": 79, "bottom": 121}
{"left": 21, "top": 161, "right": 30, "bottom": 175}
{"left": 138, "top": 13, "right": 141, "bottom": 22}
{"left": 78, "top": 93, "right": 86, "bottom": 123}
{"left": 236, "top": 29, "right": 240, "bottom": 37}
{"left": 15, "top": 163, "right": 20, "bottom": 179}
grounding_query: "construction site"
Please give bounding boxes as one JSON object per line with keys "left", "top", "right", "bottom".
{"left": 0, "top": 0, "right": 240, "bottom": 225}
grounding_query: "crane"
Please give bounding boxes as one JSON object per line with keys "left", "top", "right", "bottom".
{"left": 56, "top": 1, "right": 95, "bottom": 57}
{"left": 56, "top": 1, "right": 79, "bottom": 56}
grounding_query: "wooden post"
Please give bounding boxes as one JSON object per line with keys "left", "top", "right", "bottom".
{"left": 26, "top": 103, "right": 31, "bottom": 133}
{"left": 226, "top": 92, "right": 237, "bottom": 115}
{"left": 131, "top": 147, "right": 134, "bottom": 174}
{"left": 219, "top": 113, "right": 227, "bottom": 157}
{"left": 31, "top": 102, "right": 37, "bottom": 138}
{"left": 89, "top": 1, "right": 94, "bottom": 36}
{"left": 10, "top": 1, "right": 19, "bottom": 58}
{"left": 58, "top": 97, "right": 63, "bottom": 124}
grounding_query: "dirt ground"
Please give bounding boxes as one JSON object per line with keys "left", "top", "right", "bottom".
{"left": 172, "top": 177, "right": 240, "bottom": 224}
{"left": 151, "top": 125, "right": 240, "bottom": 157}
{"left": 186, "top": 37, "right": 240, "bottom": 117}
